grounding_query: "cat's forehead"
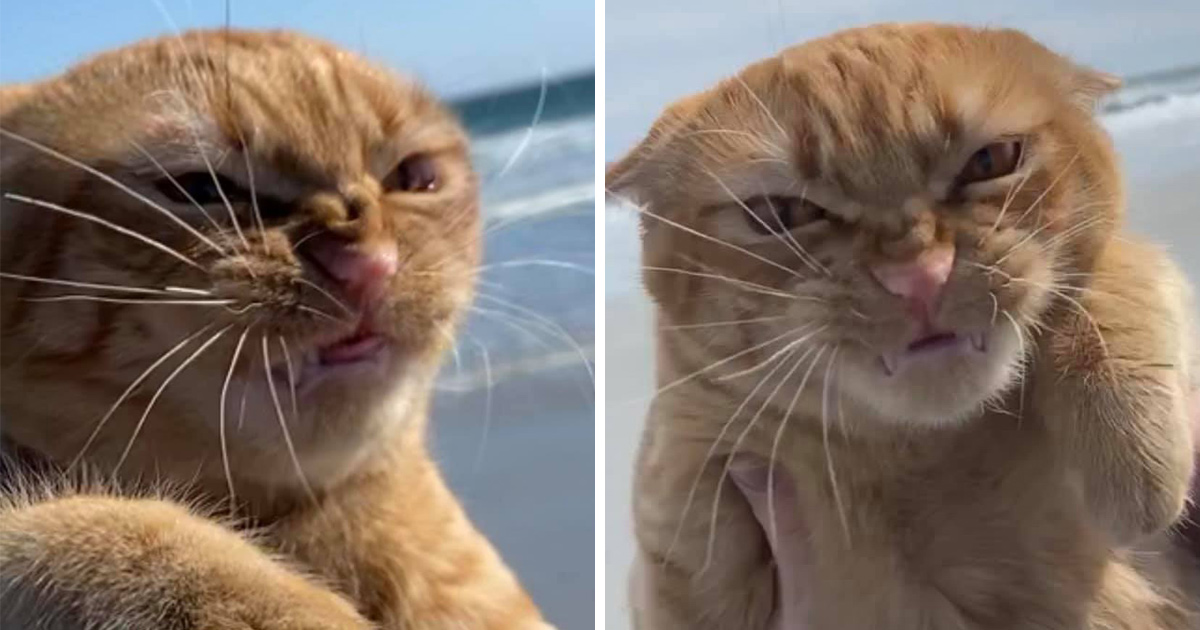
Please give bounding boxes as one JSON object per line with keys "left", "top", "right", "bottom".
{"left": 688, "top": 24, "right": 1062, "bottom": 199}
{"left": 58, "top": 30, "right": 465, "bottom": 185}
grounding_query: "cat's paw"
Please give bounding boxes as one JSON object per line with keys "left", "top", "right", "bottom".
{"left": 0, "top": 496, "right": 373, "bottom": 630}
{"left": 1052, "top": 370, "right": 1193, "bottom": 545}
{"left": 1036, "top": 316, "right": 1194, "bottom": 546}
{"left": 199, "top": 590, "right": 373, "bottom": 630}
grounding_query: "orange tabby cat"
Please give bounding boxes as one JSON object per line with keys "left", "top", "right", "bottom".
{"left": 0, "top": 30, "right": 551, "bottom": 629}
{"left": 609, "top": 23, "right": 1199, "bottom": 629}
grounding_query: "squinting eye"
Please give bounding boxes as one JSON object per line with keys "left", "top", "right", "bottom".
{"left": 957, "top": 140, "right": 1023, "bottom": 184}
{"left": 742, "top": 195, "right": 829, "bottom": 235}
{"left": 155, "top": 172, "right": 246, "bottom": 206}
{"left": 386, "top": 154, "right": 438, "bottom": 193}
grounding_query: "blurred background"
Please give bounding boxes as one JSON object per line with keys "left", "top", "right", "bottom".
{"left": 605, "top": 1, "right": 1200, "bottom": 627}
{"left": 0, "top": 1, "right": 595, "bottom": 627}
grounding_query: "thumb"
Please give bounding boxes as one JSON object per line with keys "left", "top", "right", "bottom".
{"left": 728, "top": 456, "right": 807, "bottom": 546}
{"left": 729, "top": 455, "right": 813, "bottom": 629}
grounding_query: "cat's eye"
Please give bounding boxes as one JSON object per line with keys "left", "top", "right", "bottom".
{"left": 957, "top": 140, "right": 1023, "bottom": 184}
{"left": 742, "top": 195, "right": 828, "bottom": 235}
{"left": 155, "top": 172, "right": 247, "bottom": 206}
{"left": 385, "top": 154, "right": 439, "bottom": 193}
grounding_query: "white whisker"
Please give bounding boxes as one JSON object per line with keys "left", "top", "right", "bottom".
{"left": 22, "top": 295, "right": 234, "bottom": 306}
{"left": 128, "top": 139, "right": 225, "bottom": 237}
{"left": 820, "top": 345, "right": 851, "bottom": 546}
{"left": 766, "top": 345, "right": 827, "bottom": 546}
{"left": 475, "top": 293, "right": 593, "bottom": 380}
{"left": 4, "top": 193, "right": 206, "bottom": 271}
{"left": 279, "top": 337, "right": 300, "bottom": 423}
{"left": 988, "top": 167, "right": 1036, "bottom": 235}
{"left": 679, "top": 128, "right": 786, "bottom": 157}
{"left": 466, "top": 334, "right": 494, "bottom": 473}
{"left": 114, "top": 324, "right": 233, "bottom": 473}
{"left": 718, "top": 325, "right": 826, "bottom": 381}
{"left": 0, "top": 271, "right": 193, "bottom": 296}
{"left": 164, "top": 285, "right": 213, "bottom": 296}
{"left": 219, "top": 326, "right": 252, "bottom": 511}
{"left": 262, "top": 336, "right": 317, "bottom": 503}
{"left": 704, "top": 345, "right": 814, "bottom": 572}
{"left": 1006, "top": 151, "right": 1082, "bottom": 231}
{"left": 611, "top": 191, "right": 810, "bottom": 284}
{"left": 242, "top": 139, "right": 267, "bottom": 235}
{"left": 778, "top": 185, "right": 832, "bottom": 276}
{"left": 68, "top": 323, "right": 218, "bottom": 471}
{"left": 642, "top": 265, "right": 802, "bottom": 300}
{"left": 297, "top": 304, "right": 346, "bottom": 324}
{"left": 474, "top": 259, "right": 595, "bottom": 275}
{"left": 732, "top": 75, "right": 790, "bottom": 151}
{"left": 652, "top": 326, "right": 803, "bottom": 398}
{"left": 492, "top": 66, "right": 548, "bottom": 182}
{"left": 702, "top": 167, "right": 826, "bottom": 276}
{"left": 662, "top": 315, "right": 785, "bottom": 331}
{"left": 665, "top": 339, "right": 801, "bottom": 568}
{"left": 294, "top": 277, "right": 354, "bottom": 317}
{"left": 0, "top": 129, "right": 227, "bottom": 257}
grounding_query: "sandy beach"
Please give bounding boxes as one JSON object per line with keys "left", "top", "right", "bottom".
{"left": 434, "top": 363, "right": 595, "bottom": 628}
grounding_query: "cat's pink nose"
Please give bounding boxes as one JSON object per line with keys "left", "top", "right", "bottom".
{"left": 307, "top": 237, "right": 399, "bottom": 309}
{"left": 869, "top": 243, "right": 955, "bottom": 320}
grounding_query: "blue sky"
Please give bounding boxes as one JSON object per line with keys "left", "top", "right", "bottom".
{"left": 607, "top": 0, "right": 1200, "bottom": 155}
{"left": 0, "top": 0, "right": 595, "bottom": 97}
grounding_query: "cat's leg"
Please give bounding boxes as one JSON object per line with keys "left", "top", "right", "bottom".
{"left": 268, "top": 446, "right": 552, "bottom": 630}
{"left": 629, "top": 426, "right": 777, "bottom": 630}
{"left": 1032, "top": 237, "right": 1197, "bottom": 546}
{"left": 0, "top": 494, "right": 371, "bottom": 630}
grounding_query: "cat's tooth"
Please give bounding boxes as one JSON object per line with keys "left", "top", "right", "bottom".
{"left": 880, "top": 354, "right": 897, "bottom": 376}
{"left": 970, "top": 333, "right": 987, "bottom": 352}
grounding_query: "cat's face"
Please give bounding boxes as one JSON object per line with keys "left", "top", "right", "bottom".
{"left": 611, "top": 24, "right": 1122, "bottom": 426}
{"left": 0, "top": 30, "right": 478, "bottom": 491}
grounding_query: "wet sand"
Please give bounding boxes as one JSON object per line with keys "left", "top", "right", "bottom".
{"left": 429, "top": 204, "right": 596, "bottom": 629}
{"left": 433, "top": 362, "right": 595, "bottom": 628}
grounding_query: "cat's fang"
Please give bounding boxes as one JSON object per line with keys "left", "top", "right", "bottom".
{"left": 880, "top": 354, "right": 898, "bottom": 376}
{"left": 970, "top": 333, "right": 987, "bottom": 352}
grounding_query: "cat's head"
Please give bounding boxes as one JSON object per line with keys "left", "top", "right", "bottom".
{"left": 0, "top": 30, "right": 478, "bottom": 493}
{"left": 609, "top": 23, "right": 1122, "bottom": 426}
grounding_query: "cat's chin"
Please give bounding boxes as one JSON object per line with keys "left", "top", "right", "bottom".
{"left": 840, "top": 324, "right": 1023, "bottom": 427}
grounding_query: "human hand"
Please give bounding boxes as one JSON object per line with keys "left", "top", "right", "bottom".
{"left": 729, "top": 457, "right": 813, "bottom": 630}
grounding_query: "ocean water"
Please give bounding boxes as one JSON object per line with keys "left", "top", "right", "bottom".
{"left": 429, "top": 75, "right": 596, "bottom": 629}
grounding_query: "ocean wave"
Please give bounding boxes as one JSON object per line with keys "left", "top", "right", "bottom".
{"left": 475, "top": 114, "right": 595, "bottom": 217}
{"left": 1099, "top": 65, "right": 1200, "bottom": 132}
{"left": 1101, "top": 91, "right": 1200, "bottom": 134}
{"left": 485, "top": 181, "right": 595, "bottom": 222}
{"left": 435, "top": 345, "right": 596, "bottom": 393}
{"left": 471, "top": 117, "right": 596, "bottom": 177}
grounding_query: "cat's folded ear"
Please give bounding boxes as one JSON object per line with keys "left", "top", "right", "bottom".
{"left": 605, "top": 93, "right": 706, "bottom": 207}
{"left": 1069, "top": 65, "right": 1121, "bottom": 112}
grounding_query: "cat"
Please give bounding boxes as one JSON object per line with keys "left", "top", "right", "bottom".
{"left": 0, "top": 30, "right": 553, "bottom": 630}
{"left": 608, "top": 22, "right": 1200, "bottom": 630}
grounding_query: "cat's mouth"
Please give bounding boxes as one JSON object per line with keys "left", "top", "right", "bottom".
{"left": 318, "top": 328, "right": 387, "bottom": 365}
{"left": 879, "top": 330, "right": 987, "bottom": 375}
{"left": 268, "top": 317, "right": 393, "bottom": 388}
